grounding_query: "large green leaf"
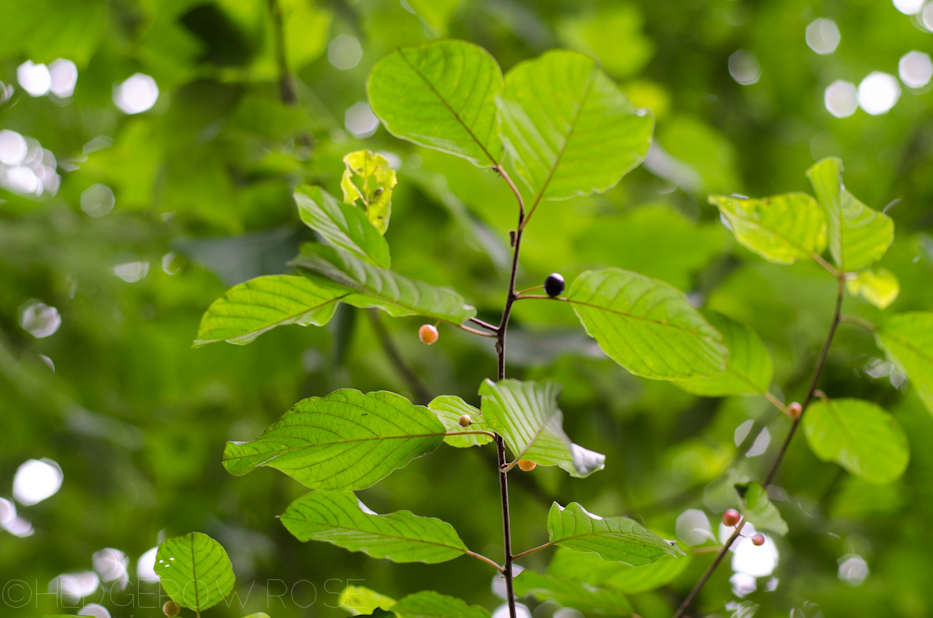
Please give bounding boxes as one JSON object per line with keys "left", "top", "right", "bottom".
{"left": 295, "top": 185, "right": 390, "bottom": 268}
{"left": 280, "top": 491, "right": 469, "bottom": 563}
{"left": 155, "top": 532, "right": 235, "bottom": 613}
{"left": 847, "top": 268, "right": 899, "bottom": 309}
{"left": 806, "top": 158, "right": 894, "bottom": 272}
{"left": 223, "top": 390, "right": 446, "bottom": 490}
{"left": 802, "top": 398, "right": 909, "bottom": 484}
{"left": 478, "top": 379, "right": 605, "bottom": 477}
{"left": 193, "top": 275, "right": 348, "bottom": 347}
{"left": 568, "top": 269, "right": 727, "bottom": 379}
{"left": 391, "top": 591, "right": 490, "bottom": 618}
{"left": 547, "top": 502, "right": 684, "bottom": 566}
{"left": 497, "top": 49, "right": 653, "bottom": 203}
{"left": 708, "top": 193, "right": 826, "bottom": 264}
{"left": 513, "top": 571, "right": 633, "bottom": 614}
{"left": 339, "top": 585, "right": 397, "bottom": 616}
{"left": 368, "top": 40, "right": 504, "bottom": 166}
{"left": 428, "top": 396, "right": 493, "bottom": 448}
{"left": 735, "top": 482, "right": 788, "bottom": 535}
{"left": 293, "top": 244, "right": 476, "bottom": 325}
{"left": 675, "top": 311, "right": 772, "bottom": 396}
{"left": 548, "top": 546, "right": 691, "bottom": 594}
{"left": 876, "top": 312, "right": 933, "bottom": 414}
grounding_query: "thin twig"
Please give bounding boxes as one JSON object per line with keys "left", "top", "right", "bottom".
{"left": 367, "top": 309, "right": 432, "bottom": 404}
{"left": 839, "top": 314, "right": 876, "bottom": 331}
{"left": 512, "top": 542, "right": 552, "bottom": 560}
{"left": 672, "top": 276, "right": 846, "bottom": 618}
{"left": 457, "top": 324, "right": 499, "bottom": 338}
{"left": 493, "top": 165, "right": 525, "bottom": 618}
{"left": 469, "top": 316, "right": 501, "bottom": 332}
{"left": 811, "top": 252, "right": 840, "bottom": 278}
{"left": 762, "top": 391, "right": 788, "bottom": 414}
{"left": 269, "top": 0, "right": 297, "bottom": 105}
{"left": 465, "top": 550, "right": 505, "bottom": 572}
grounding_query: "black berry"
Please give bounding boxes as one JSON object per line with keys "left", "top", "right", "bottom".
{"left": 544, "top": 273, "right": 565, "bottom": 297}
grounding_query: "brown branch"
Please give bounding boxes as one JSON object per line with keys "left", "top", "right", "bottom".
{"left": 672, "top": 276, "right": 846, "bottom": 618}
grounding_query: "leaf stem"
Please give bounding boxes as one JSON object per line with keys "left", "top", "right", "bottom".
{"left": 512, "top": 542, "right": 552, "bottom": 560}
{"left": 456, "top": 323, "right": 498, "bottom": 338}
{"left": 762, "top": 391, "right": 788, "bottom": 415}
{"left": 839, "top": 314, "right": 876, "bottom": 331}
{"left": 672, "top": 276, "right": 845, "bottom": 618}
{"left": 469, "top": 316, "right": 501, "bottom": 332}
{"left": 447, "top": 430, "right": 497, "bottom": 438}
{"left": 811, "top": 252, "right": 840, "bottom": 278}
{"left": 493, "top": 164, "right": 525, "bottom": 618}
{"left": 465, "top": 549, "right": 505, "bottom": 572}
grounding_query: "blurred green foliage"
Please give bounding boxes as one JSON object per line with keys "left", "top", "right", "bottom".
{"left": 2, "top": 0, "right": 933, "bottom": 617}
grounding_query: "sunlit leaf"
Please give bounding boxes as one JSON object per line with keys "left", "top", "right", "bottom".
{"left": 340, "top": 150, "right": 398, "bottom": 235}
{"left": 479, "top": 379, "right": 605, "bottom": 477}
{"left": 735, "top": 482, "right": 787, "bottom": 535}
{"left": 568, "top": 269, "right": 727, "bottom": 379}
{"left": 548, "top": 545, "right": 691, "bottom": 594}
{"left": 223, "top": 389, "right": 445, "bottom": 490}
{"left": 428, "top": 396, "right": 493, "bottom": 448}
{"left": 155, "top": 532, "right": 235, "bottom": 613}
{"left": 803, "top": 398, "right": 909, "bottom": 484}
{"left": 338, "top": 585, "right": 397, "bottom": 616}
{"left": 806, "top": 158, "right": 894, "bottom": 272}
{"left": 497, "top": 50, "right": 653, "bottom": 203}
{"left": 293, "top": 244, "right": 476, "bottom": 325}
{"left": 368, "top": 40, "right": 503, "bottom": 166}
{"left": 876, "top": 312, "right": 933, "bottom": 414}
{"left": 709, "top": 193, "right": 826, "bottom": 264}
{"left": 547, "top": 502, "right": 684, "bottom": 566}
{"left": 281, "top": 491, "right": 469, "bottom": 563}
{"left": 295, "top": 185, "right": 390, "bottom": 268}
{"left": 193, "top": 275, "right": 348, "bottom": 347}
{"left": 675, "top": 311, "right": 772, "bottom": 396}
{"left": 391, "top": 591, "right": 490, "bottom": 618}
{"left": 513, "top": 571, "right": 633, "bottom": 614}
{"left": 847, "top": 268, "right": 899, "bottom": 309}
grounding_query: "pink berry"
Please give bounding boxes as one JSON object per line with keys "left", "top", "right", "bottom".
{"left": 722, "top": 509, "right": 741, "bottom": 526}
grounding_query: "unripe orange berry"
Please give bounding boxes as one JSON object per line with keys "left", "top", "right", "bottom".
{"left": 518, "top": 459, "right": 537, "bottom": 471}
{"left": 751, "top": 534, "right": 765, "bottom": 546}
{"left": 722, "top": 509, "right": 741, "bottom": 526}
{"left": 458, "top": 414, "right": 472, "bottom": 427}
{"left": 419, "top": 324, "right": 438, "bottom": 345}
{"left": 163, "top": 600, "right": 181, "bottom": 617}
{"left": 787, "top": 402, "right": 803, "bottom": 419}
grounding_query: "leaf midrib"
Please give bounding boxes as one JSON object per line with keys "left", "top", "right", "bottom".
{"left": 281, "top": 513, "right": 466, "bottom": 554}
{"left": 223, "top": 430, "right": 449, "bottom": 463}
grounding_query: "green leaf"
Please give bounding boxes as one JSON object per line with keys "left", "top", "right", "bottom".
{"left": 568, "top": 269, "right": 727, "bottom": 380}
{"left": 802, "top": 398, "right": 909, "bottom": 484}
{"left": 280, "top": 491, "right": 469, "bottom": 563}
{"left": 675, "top": 311, "right": 773, "bottom": 396}
{"left": 479, "top": 379, "right": 605, "bottom": 477}
{"left": 806, "top": 158, "right": 894, "bottom": 272}
{"left": 548, "top": 546, "right": 691, "bottom": 594}
{"left": 735, "top": 482, "right": 788, "bottom": 536}
{"left": 193, "top": 275, "right": 349, "bottom": 347}
{"left": 293, "top": 244, "right": 477, "bottom": 325}
{"left": 368, "top": 40, "right": 504, "bottom": 167}
{"left": 340, "top": 150, "right": 398, "bottom": 235}
{"left": 847, "top": 268, "right": 899, "bottom": 309}
{"left": 338, "top": 585, "right": 397, "bottom": 616}
{"left": 155, "top": 532, "right": 235, "bottom": 613}
{"left": 497, "top": 49, "right": 653, "bottom": 203}
{"left": 391, "top": 591, "right": 490, "bottom": 618}
{"left": 876, "top": 312, "right": 933, "bottom": 414}
{"left": 513, "top": 571, "right": 633, "bottom": 614}
{"left": 223, "top": 389, "right": 445, "bottom": 490}
{"left": 708, "top": 193, "right": 826, "bottom": 264}
{"left": 295, "top": 185, "right": 390, "bottom": 268}
{"left": 428, "top": 396, "right": 493, "bottom": 448}
{"left": 547, "top": 502, "right": 685, "bottom": 566}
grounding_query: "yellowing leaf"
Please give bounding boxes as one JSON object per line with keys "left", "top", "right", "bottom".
{"left": 846, "top": 268, "right": 899, "bottom": 309}
{"left": 341, "top": 150, "right": 398, "bottom": 234}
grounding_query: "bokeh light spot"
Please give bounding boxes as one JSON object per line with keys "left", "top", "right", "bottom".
{"left": 806, "top": 19, "right": 841, "bottom": 55}
{"left": 113, "top": 261, "right": 150, "bottom": 283}
{"left": 345, "top": 102, "right": 379, "bottom": 138}
{"left": 838, "top": 554, "right": 869, "bottom": 586}
{"left": 17, "top": 61, "right": 51, "bottom": 97}
{"left": 81, "top": 184, "right": 115, "bottom": 217}
{"left": 49, "top": 59, "right": 78, "bottom": 98}
{"left": 893, "top": 0, "right": 923, "bottom": 14}
{"left": 824, "top": 80, "right": 858, "bottom": 118}
{"left": 13, "top": 458, "right": 63, "bottom": 505}
{"left": 20, "top": 300, "right": 62, "bottom": 338}
{"left": 858, "top": 72, "right": 900, "bottom": 115}
{"left": 114, "top": 74, "right": 159, "bottom": 114}
{"left": 899, "top": 51, "right": 933, "bottom": 88}
{"left": 728, "top": 50, "right": 761, "bottom": 85}
{"left": 329, "top": 34, "right": 363, "bottom": 70}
